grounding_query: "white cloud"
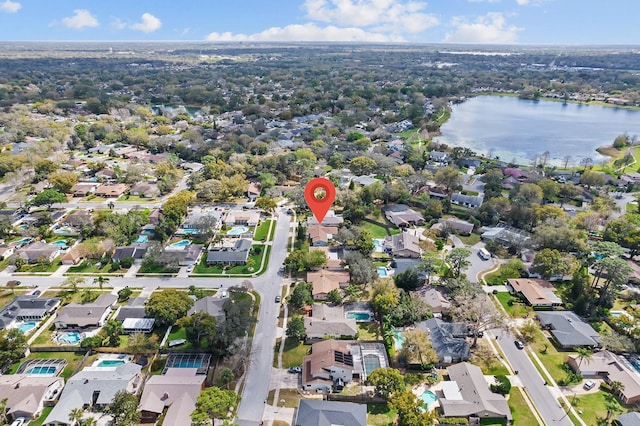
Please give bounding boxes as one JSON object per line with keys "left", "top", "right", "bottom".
{"left": 516, "top": 0, "right": 529, "bottom": 4}
{"left": 0, "top": 0, "right": 21, "bottom": 13}
{"left": 130, "top": 13, "right": 162, "bottom": 33}
{"left": 62, "top": 9, "right": 99, "bottom": 30}
{"left": 303, "top": 0, "right": 438, "bottom": 33}
{"left": 111, "top": 18, "right": 127, "bottom": 31}
{"left": 444, "top": 12, "right": 521, "bottom": 43}
{"left": 205, "top": 23, "right": 403, "bottom": 42}
{"left": 516, "top": 0, "right": 548, "bottom": 5}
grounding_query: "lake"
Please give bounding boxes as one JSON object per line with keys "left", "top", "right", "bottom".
{"left": 435, "top": 95, "right": 640, "bottom": 166}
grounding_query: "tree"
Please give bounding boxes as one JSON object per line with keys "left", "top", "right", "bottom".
{"left": 62, "top": 276, "right": 85, "bottom": 293}
{"left": 366, "top": 368, "right": 405, "bottom": 398}
{"left": 105, "top": 390, "right": 141, "bottom": 426}
{"left": 191, "top": 387, "right": 239, "bottom": 425}
{"left": 452, "top": 291, "right": 504, "bottom": 347}
{"left": 434, "top": 166, "right": 461, "bottom": 192}
{"left": 217, "top": 367, "right": 235, "bottom": 389}
{"left": 580, "top": 171, "right": 606, "bottom": 189}
{"left": 575, "top": 347, "right": 593, "bottom": 368}
{"left": 518, "top": 319, "right": 540, "bottom": 344}
{"left": 288, "top": 282, "right": 313, "bottom": 309}
{"left": 348, "top": 156, "right": 377, "bottom": 175}
{"left": 126, "top": 332, "right": 159, "bottom": 354}
{"left": 394, "top": 268, "right": 422, "bottom": 291}
{"left": 344, "top": 251, "right": 377, "bottom": 284}
{"left": 0, "top": 328, "right": 27, "bottom": 369}
{"left": 305, "top": 249, "right": 328, "bottom": 270}
{"left": 145, "top": 289, "right": 194, "bottom": 326}
{"left": 490, "top": 375, "right": 512, "bottom": 395}
{"left": 399, "top": 328, "right": 438, "bottom": 367}
{"left": 286, "top": 315, "right": 306, "bottom": 341}
{"left": 389, "top": 391, "right": 437, "bottom": 426}
{"left": 48, "top": 170, "right": 78, "bottom": 193}
{"left": 255, "top": 196, "right": 277, "bottom": 213}
{"left": 372, "top": 280, "right": 400, "bottom": 317}
{"left": 530, "top": 248, "right": 575, "bottom": 280}
{"left": 118, "top": 287, "right": 133, "bottom": 301}
{"left": 594, "top": 257, "right": 632, "bottom": 306}
{"left": 178, "top": 311, "right": 217, "bottom": 348}
{"left": 93, "top": 275, "right": 109, "bottom": 290}
{"left": 69, "top": 407, "right": 84, "bottom": 426}
{"left": 609, "top": 380, "right": 625, "bottom": 397}
{"left": 326, "top": 289, "right": 343, "bottom": 305}
{"left": 418, "top": 252, "right": 440, "bottom": 285}
{"left": 30, "top": 189, "right": 67, "bottom": 208}
{"left": 446, "top": 247, "right": 471, "bottom": 278}
{"left": 101, "top": 319, "right": 123, "bottom": 347}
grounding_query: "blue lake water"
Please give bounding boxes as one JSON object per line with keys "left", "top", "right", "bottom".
{"left": 436, "top": 95, "right": 640, "bottom": 166}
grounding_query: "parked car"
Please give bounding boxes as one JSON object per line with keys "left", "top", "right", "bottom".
{"left": 11, "top": 418, "right": 26, "bottom": 426}
{"left": 6, "top": 280, "right": 21, "bottom": 287}
{"left": 584, "top": 380, "right": 596, "bottom": 390}
{"left": 288, "top": 366, "right": 302, "bottom": 373}
{"left": 514, "top": 340, "right": 524, "bottom": 350}
{"left": 275, "top": 295, "right": 281, "bottom": 303}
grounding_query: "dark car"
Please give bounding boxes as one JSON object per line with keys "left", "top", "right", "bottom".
{"left": 275, "top": 295, "right": 281, "bottom": 303}
{"left": 288, "top": 366, "right": 302, "bottom": 373}
{"left": 514, "top": 340, "right": 524, "bottom": 350}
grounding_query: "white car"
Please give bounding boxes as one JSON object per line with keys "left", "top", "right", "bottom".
{"left": 186, "top": 265, "right": 194, "bottom": 273}
{"left": 11, "top": 418, "right": 26, "bottom": 426}
{"left": 584, "top": 380, "right": 596, "bottom": 390}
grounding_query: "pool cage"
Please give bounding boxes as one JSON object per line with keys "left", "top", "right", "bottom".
{"left": 16, "top": 358, "right": 67, "bottom": 376}
{"left": 163, "top": 353, "right": 211, "bottom": 375}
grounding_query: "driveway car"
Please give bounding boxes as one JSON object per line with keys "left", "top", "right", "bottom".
{"left": 584, "top": 380, "right": 596, "bottom": 390}
{"left": 288, "top": 366, "right": 302, "bottom": 373}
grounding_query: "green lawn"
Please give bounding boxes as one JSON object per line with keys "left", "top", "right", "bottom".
{"left": 116, "top": 194, "right": 158, "bottom": 202}
{"left": 367, "top": 403, "right": 397, "bottom": 426}
{"left": 529, "top": 329, "right": 575, "bottom": 383}
{"left": 29, "top": 406, "right": 53, "bottom": 426}
{"left": 494, "top": 292, "right": 531, "bottom": 318}
{"left": 18, "top": 258, "right": 62, "bottom": 274}
{"left": 166, "top": 326, "right": 193, "bottom": 349}
{"left": 358, "top": 323, "right": 380, "bottom": 340}
{"left": 194, "top": 245, "right": 269, "bottom": 275}
{"left": 361, "top": 221, "right": 390, "bottom": 239}
{"left": 267, "top": 388, "right": 301, "bottom": 408}
{"left": 67, "top": 259, "right": 115, "bottom": 274}
{"left": 458, "top": 233, "right": 481, "bottom": 245}
{"left": 571, "top": 391, "right": 630, "bottom": 424}
{"left": 254, "top": 220, "right": 272, "bottom": 241}
{"left": 276, "top": 338, "right": 310, "bottom": 368}
{"left": 509, "top": 387, "right": 538, "bottom": 426}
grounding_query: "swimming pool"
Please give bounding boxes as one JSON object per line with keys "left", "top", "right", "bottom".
{"left": 178, "top": 228, "right": 199, "bottom": 235}
{"left": 393, "top": 330, "right": 405, "bottom": 350}
{"left": 420, "top": 390, "right": 438, "bottom": 410}
{"left": 17, "top": 321, "right": 37, "bottom": 334}
{"left": 170, "top": 239, "right": 191, "bottom": 248}
{"left": 373, "top": 239, "right": 385, "bottom": 252}
{"left": 346, "top": 311, "right": 373, "bottom": 321}
{"left": 228, "top": 226, "right": 249, "bottom": 235}
{"left": 10, "top": 237, "right": 32, "bottom": 246}
{"left": 97, "top": 360, "right": 125, "bottom": 367}
{"left": 18, "top": 224, "right": 28, "bottom": 230}
{"left": 135, "top": 235, "right": 148, "bottom": 243}
{"left": 172, "top": 360, "right": 204, "bottom": 368}
{"left": 57, "top": 332, "right": 82, "bottom": 345}
{"left": 51, "top": 240, "right": 67, "bottom": 247}
{"left": 26, "top": 366, "right": 56, "bottom": 375}
{"left": 54, "top": 227, "right": 73, "bottom": 235}
{"left": 377, "top": 267, "right": 388, "bottom": 277}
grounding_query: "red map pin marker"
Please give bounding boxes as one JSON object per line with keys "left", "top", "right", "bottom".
{"left": 304, "top": 178, "right": 336, "bottom": 225}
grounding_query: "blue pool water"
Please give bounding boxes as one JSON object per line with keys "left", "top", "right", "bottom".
{"left": 57, "top": 332, "right": 82, "bottom": 345}
{"left": 51, "top": 240, "right": 67, "bottom": 247}
{"left": 173, "top": 360, "right": 204, "bottom": 368}
{"left": 54, "top": 227, "right": 73, "bottom": 235}
{"left": 171, "top": 239, "right": 191, "bottom": 248}
{"left": 98, "top": 360, "right": 125, "bottom": 367}
{"left": 393, "top": 330, "right": 405, "bottom": 350}
{"left": 135, "top": 235, "right": 148, "bottom": 243}
{"left": 18, "top": 321, "right": 37, "bottom": 334}
{"left": 18, "top": 224, "right": 28, "bottom": 230}
{"left": 228, "top": 226, "right": 249, "bottom": 235}
{"left": 346, "top": 311, "right": 372, "bottom": 321}
{"left": 142, "top": 229, "right": 155, "bottom": 235}
{"left": 377, "top": 267, "right": 388, "bottom": 277}
{"left": 10, "top": 237, "right": 32, "bottom": 246}
{"left": 178, "top": 228, "right": 198, "bottom": 234}
{"left": 26, "top": 366, "right": 56, "bottom": 375}
{"left": 420, "top": 390, "right": 438, "bottom": 409}
{"left": 373, "top": 239, "right": 385, "bottom": 252}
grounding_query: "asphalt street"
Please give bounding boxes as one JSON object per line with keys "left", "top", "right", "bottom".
{"left": 494, "top": 328, "right": 573, "bottom": 426}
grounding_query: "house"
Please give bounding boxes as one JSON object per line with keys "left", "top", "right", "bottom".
{"left": 353, "top": 175, "right": 379, "bottom": 187}
{"left": 16, "top": 241, "right": 60, "bottom": 263}
{"left": 149, "top": 209, "right": 162, "bottom": 225}
{"left": 129, "top": 183, "right": 160, "bottom": 198}
{"left": 60, "top": 210, "right": 93, "bottom": 228}
{"left": 568, "top": 350, "right": 640, "bottom": 404}
{"left": 437, "top": 218, "right": 474, "bottom": 236}
{"left": 537, "top": 311, "right": 601, "bottom": 348}
{"left": 29, "top": 180, "right": 50, "bottom": 195}
{"left": 294, "top": 400, "right": 367, "bottom": 426}
{"left": 94, "top": 184, "right": 128, "bottom": 198}
{"left": 0, "top": 245, "right": 14, "bottom": 260}
{"left": 308, "top": 225, "right": 339, "bottom": 246}
{"left": 181, "top": 209, "right": 221, "bottom": 232}
{"left": 439, "top": 362, "right": 512, "bottom": 421}
{"left": 247, "top": 182, "right": 261, "bottom": 202}
{"left": 95, "top": 168, "right": 117, "bottom": 181}
{"left": 112, "top": 243, "right": 147, "bottom": 263}
{"left": 223, "top": 210, "right": 260, "bottom": 227}
{"left": 0, "top": 375, "right": 64, "bottom": 421}
{"left": 392, "top": 258, "right": 425, "bottom": 278}
{"left": 309, "top": 246, "right": 344, "bottom": 269}
{"left": 60, "top": 246, "right": 83, "bottom": 265}
{"left": 616, "top": 412, "right": 640, "bottom": 426}
{"left": 0, "top": 295, "right": 60, "bottom": 330}
{"left": 429, "top": 151, "right": 449, "bottom": 163}
{"left": 385, "top": 231, "right": 422, "bottom": 258}
{"left": 122, "top": 318, "right": 155, "bottom": 333}
{"left": 417, "top": 318, "right": 470, "bottom": 364}
{"left": 451, "top": 192, "right": 484, "bottom": 209}
{"left": 175, "top": 244, "right": 204, "bottom": 266}
{"left": 620, "top": 172, "right": 640, "bottom": 187}
{"left": 206, "top": 239, "right": 252, "bottom": 265}
{"left": 415, "top": 288, "right": 451, "bottom": 315}
{"left": 187, "top": 296, "right": 226, "bottom": 327}
{"left": 71, "top": 183, "right": 98, "bottom": 197}
{"left": 139, "top": 368, "right": 205, "bottom": 425}
{"left": 302, "top": 339, "right": 387, "bottom": 391}
{"left": 506, "top": 278, "right": 563, "bottom": 308}
{"left": 307, "top": 210, "right": 344, "bottom": 227}
{"left": 304, "top": 304, "right": 358, "bottom": 342}
{"left": 383, "top": 204, "right": 425, "bottom": 227}
{"left": 306, "top": 270, "right": 350, "bottom": 300}
{"left": 459, "top": 157, "right": 482, "bottom": 169}
{"left": 481, "top": 225, "right": 530, "bottom": 247}
{"left": 115, "top": 297, "right": 148, "bottom": 321}
{"left": 54, "top": 294, "right": 118, "bottom": 329}
{"left": 43, "top": 363, "right": 142, "bottom": 426}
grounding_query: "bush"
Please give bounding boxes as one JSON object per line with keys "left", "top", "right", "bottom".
{"left": 80, "top": 335, "right": 103, "bottom": 349}
{"left": 437, "top": 418, "right": 469, "bottom": 425}
{"left": 557, "top": 363, "right": 583, "bottom": 386}
{"left": 490, "top": 375, "right": 511, "bottom": 395}
{"left": 404, "top": 373, "right": 425, "bottom": 386}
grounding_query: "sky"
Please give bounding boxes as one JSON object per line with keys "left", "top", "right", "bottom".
{"left": 0, "top": 0, "right": 636, "bottom": 45}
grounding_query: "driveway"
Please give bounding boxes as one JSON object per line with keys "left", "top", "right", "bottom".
{"left": 451, "top": 235, "right": 497, "bottom": 282}
{"left": 269, "top": 367, "right": 301, "bottom": 390}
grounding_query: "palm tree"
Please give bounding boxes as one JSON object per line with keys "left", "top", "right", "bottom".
{"left": 69, "top": 407, "right": 84, "bottom": 426}
{"left": 93, "top": 275, "right": 109, "bottom": 290}
{"left": 81, "top": 418, "right": 98, "bottom": 426}
{"left": 576, "top": 347, "right": 593, "bottom": 368}
{"left": 609, "top": 380, "right": 625, "bottom": 397}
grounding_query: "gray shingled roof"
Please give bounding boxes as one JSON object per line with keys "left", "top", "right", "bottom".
{"left": 537, "top": 311, "right": 601, "bottom": 348}
{"left": 206, "top": 239, "right": 251, "bottom": 264}
{"left": 295, "top": 400, "right": 367, "bottom": 426}
{"left": 419, "top": 318, "right": 470, "bottom": 362}
{"left": 0, "top": 295, "right": 60, "bottom": 329}
{"left": 616, "top": 412, "right": 640, "bottom": 426}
